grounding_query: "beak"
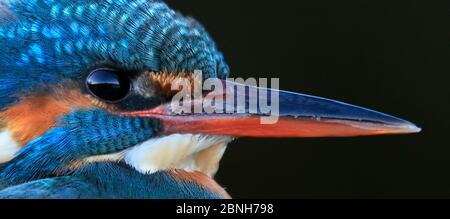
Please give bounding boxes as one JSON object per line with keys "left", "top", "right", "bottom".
{"left": 124, "top": 80, "right": 421, "bottom": 138}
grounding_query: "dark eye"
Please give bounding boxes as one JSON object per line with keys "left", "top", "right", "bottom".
{"left": 86, "top": 68, "right": 131, "bottom": 103}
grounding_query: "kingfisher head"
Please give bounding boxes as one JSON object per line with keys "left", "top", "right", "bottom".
{"left": 0, "top": 0, "right": 420, "bottom": 193}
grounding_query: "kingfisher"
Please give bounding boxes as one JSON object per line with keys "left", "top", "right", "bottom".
{"left": 0, "top": 0, "right": 420, "bottom": 199}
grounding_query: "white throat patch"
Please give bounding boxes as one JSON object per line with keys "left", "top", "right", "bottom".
{"left": 0, "top": 130, "right": 20, "bottom": 163}
{"left": 82, "top": 134, "right": 233, "bottom": 177}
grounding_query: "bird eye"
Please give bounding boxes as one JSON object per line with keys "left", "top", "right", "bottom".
{"left": 86, "top": 68, "right": 131, "bottom": 103}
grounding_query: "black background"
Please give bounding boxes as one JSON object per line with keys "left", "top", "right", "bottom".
{"left": 165, "top": 0, "right": 450, "bottom": 198}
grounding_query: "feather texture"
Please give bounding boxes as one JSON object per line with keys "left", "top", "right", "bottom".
{"left": 0, "top": 162, "right": 225, "bottom": 199}
{"left": 0, "top": 0, "right": 229, "bottom": 110}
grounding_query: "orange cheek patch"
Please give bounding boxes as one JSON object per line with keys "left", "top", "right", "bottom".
{"left": 170, "top": 170, "right": 231, "bottom": 199}
{"left": 148, "top": 71, "right": 201, "bottom": 96}
{"left": 0, "top": 89, "right": 95, "bottom": 147}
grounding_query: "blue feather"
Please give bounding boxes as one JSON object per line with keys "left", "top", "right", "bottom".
{"left": 0, "top": 109, "right": 159, "bottom": 184}
{"left": 0, "top": 0, "right": 229, "bottom": 109}
{"left": 0, "top": 0, "right": 230, "bottom": 199}
{"left": 0, "top": 162, "right": 224, "bottom": 199}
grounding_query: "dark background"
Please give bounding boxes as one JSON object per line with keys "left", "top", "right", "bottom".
{"left": 165, "top": 0, "right": 450, "bottom": 198}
